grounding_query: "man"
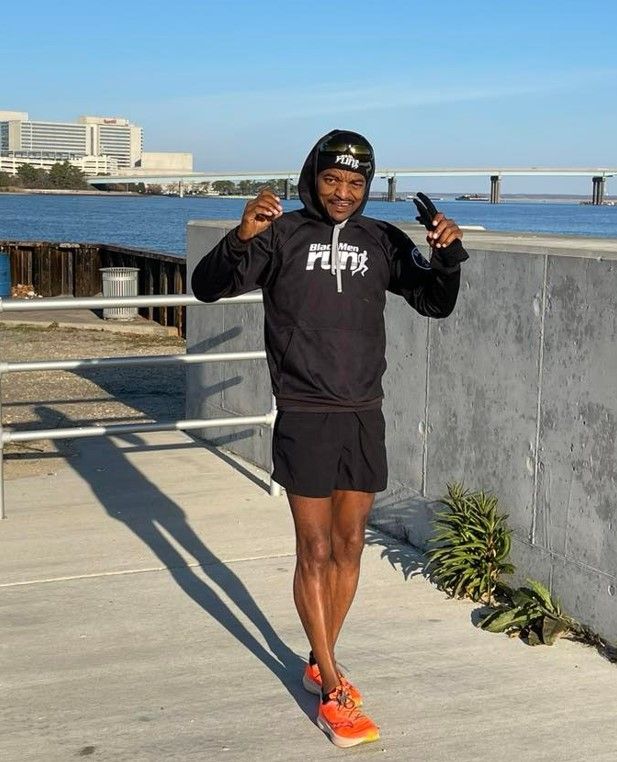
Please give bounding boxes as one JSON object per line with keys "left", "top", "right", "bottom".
{"left": 191, "top": 130, "right": 468, "bottom": 748}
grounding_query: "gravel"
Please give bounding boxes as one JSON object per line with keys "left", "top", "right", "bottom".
{"left": 1, "top": 324, "right": 186, "bottom": 480}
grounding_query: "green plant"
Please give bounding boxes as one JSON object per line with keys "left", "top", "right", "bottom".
{"left": 480, "top": 579, "right": 574, "bottom": 645}
{"left": 427, "top": 484, "right": 617, "bottom": 659}
{"left": 427, "top": 483, "right": 515, "bottom": 604}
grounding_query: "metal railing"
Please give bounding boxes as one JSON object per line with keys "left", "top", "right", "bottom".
{"left": 0, "top": 293, "right": 280, "bottom": 519}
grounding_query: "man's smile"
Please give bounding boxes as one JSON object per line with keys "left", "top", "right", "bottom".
{"left": 316, "top": 168, "right": 367, "bottom": 222}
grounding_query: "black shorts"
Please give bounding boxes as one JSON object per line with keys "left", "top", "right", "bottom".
{"left": 272, "top": 409, "right": 387, "bottom": 498}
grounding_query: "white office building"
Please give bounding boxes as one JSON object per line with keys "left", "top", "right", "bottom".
{"left": 78, "top": 115, "right": 143, "bottom": 168}
{"left": 0, "top": 111, "right": 143, "bottom": 172}
{"left": 0, "top": 110, "right": 193, "bottom": 178}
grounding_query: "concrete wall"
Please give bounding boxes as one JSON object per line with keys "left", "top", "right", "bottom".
{"left": 187, "top": 219, "right": 617, "bottom": 641}
{"left": 186, "top": 221, "right": 272, "bottom": 467}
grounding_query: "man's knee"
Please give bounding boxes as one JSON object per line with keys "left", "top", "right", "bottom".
{"left": 296, "top": 534, "right": 332, "bottom": 572}
{"left": 331, "top": 529, "right": 365, "bottom": 566}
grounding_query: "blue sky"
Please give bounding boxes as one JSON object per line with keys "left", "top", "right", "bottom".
{"left": 2, "top": 0, "right": 616, "bottom": 194}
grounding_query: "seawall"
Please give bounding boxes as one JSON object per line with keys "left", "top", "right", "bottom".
{"left": 186, "top": 221, "right": 617, "bottom": 641}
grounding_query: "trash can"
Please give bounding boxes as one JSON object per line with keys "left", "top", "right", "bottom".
{"left": 100, "top": 267, "right": 139, "bottom": 320}
{"left": 0, "top": 251, "right": 11, "bottom": 298}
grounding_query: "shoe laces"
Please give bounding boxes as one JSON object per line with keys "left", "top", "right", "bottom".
{"left": 330, "top": 687, "right": 361, "bottom": 719}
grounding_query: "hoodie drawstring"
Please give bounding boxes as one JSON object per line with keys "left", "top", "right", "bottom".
{"left": 330, "top": 219, "right": 348, "bottom": 294}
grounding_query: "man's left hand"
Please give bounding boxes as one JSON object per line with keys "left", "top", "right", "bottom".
{"left": 426, "top": 212, "right": 462, "bottom": 250}
{"left": 412, "top": 191, "right": 463, "bottom": 251}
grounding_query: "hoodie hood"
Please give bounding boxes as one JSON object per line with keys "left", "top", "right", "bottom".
{"left": 297, "top": 129, "right": 375, "bottom": 222}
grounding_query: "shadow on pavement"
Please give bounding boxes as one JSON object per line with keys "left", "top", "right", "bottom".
{"left": 35, "top": 405, "right": 313, "bottom": 719}
{"left": 364, "top": 526, "right": 427, "bottom": 581}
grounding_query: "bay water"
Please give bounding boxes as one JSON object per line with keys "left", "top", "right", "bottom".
{"left": 0, "top": 193, "right": 616, "bottom": 257}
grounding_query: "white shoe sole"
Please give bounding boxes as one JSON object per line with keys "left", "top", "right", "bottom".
{"left": 316, "top": 716, "right": 380, "bottom": 748}
{"left": 302, "top": 672, "right": 321, "bottom": 695}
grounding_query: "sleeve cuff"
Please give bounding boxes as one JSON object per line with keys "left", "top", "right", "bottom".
{"left": 431, "top": 239, "right": 469, "bottom": 270}
{"left": 221, "top": 226, "right": 251, "bottom": 263}
{"left": 229, "top": 226, "right": 251, "bottom": 249}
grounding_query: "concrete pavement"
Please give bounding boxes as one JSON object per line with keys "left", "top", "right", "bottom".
{"left": 1, "top": 431, "right": 617, "bottom": 761}
{"left": 0, "top": 305, "right": 177, "bottom": 336}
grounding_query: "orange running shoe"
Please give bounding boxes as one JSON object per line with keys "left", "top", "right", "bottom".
{"left": 317, "top": 685, "right": 380, "bottom": 748}
{"left": 302, "top": 662, "right": 363, "bottom": 706}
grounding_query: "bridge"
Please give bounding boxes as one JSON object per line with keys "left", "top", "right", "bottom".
{"left": 87, "top": 167, "right": 617, "bottom": 204}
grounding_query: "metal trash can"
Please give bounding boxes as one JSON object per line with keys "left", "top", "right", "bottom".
{"left": 100, "top": 267, "right": 139, "bottom": 320}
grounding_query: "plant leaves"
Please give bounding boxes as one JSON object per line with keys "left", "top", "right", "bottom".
{"left": 480, "top": 608, "right": 528, "bottom": 633}
{"left": 524, "top": 579, "right": 557, "bottom": 613}
{"left": 430, "top": 484, "right": 516, "bottom": 603}
{"left": 527, "top": 630, "right": 543, "bottom": 646}
{"left": 512, "top": 588, "right": 535, "bottom": 607}
{"left": 542, "top": 615, "right": 570, "bottom": 645}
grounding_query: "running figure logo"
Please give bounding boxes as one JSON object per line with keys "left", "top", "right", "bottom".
{"left": 351, "top": 251, "right": 368, "bottom": 276}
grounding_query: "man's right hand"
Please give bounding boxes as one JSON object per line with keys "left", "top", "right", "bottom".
{"left": 237, "top": 189, "right": 283, "bottom": 242}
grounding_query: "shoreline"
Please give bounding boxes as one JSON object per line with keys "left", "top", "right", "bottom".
{"left": 0, "top": 188, "right": 141, "bottom": 196}
{"left": 0, "top": 188, "right": 614, "bottom": 204}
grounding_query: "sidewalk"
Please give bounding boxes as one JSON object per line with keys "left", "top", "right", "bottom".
{"left": 0, "top": 305, "right": 177, "bottom": 336}
{"left": 1, "top": 431, "right": 616, "bottom": 761}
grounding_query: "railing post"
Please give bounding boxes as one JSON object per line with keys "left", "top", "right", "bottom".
{"left": 0, "top": 436, "right": 5, "bottom": 520}
{"left": 269, "top": 394, "right": 281, "bottom": 497}
{"left": 0, "top": 375, "right": 5, "bottom": 520}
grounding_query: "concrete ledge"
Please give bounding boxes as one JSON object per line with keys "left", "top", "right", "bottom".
{"left": 189, "top": 218, "right": 617, "bottom": 258}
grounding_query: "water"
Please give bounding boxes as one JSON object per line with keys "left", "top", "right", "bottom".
{"left": 0, "top": 193, "right": 616, "bottom": 257}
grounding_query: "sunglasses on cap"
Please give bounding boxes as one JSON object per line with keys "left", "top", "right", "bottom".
{"left": 318, "top": 137, "right": 373, "bottom": 161}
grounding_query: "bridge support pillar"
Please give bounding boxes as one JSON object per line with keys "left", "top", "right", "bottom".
{"left": 387, "top": 175, "right": 397, "bottom": 202}
{"left": 178, "top": 181, "right": 184, "bottom": 198}
{"left": 284, "top": 178, "right": 291, "bottom": 200}
{"left": 490, "top": 175, "right": 501, "bottom": 204}
{"left": 592, "top": 176, "right": 605, "bottom": 205}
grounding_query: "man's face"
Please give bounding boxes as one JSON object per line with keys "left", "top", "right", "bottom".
{"left": 316, "top": 168, "right": 366, "bottom": 223}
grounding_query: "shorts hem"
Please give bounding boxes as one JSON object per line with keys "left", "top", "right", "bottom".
{"left": 272, "top": 471, "right": 387, "bottom": 499}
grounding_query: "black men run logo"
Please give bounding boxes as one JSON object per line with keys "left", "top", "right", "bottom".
{"left": 305, "top": 243, "right": 369, "bottom": 277}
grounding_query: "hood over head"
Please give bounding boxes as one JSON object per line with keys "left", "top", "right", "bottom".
{"left": 298, "top": 129, "right": 375, "bottom": 222}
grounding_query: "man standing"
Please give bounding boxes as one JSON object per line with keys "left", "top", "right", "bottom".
{"left": 191, "top": 130, "right": 468, "bottom": 748}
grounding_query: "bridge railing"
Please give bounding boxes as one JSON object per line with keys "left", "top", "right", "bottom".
{"left": 0, "top": 293, "right": 280, "bottom": 519}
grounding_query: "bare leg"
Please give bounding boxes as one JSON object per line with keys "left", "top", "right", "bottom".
{"left": 288, "top": 493, "right": 340, "bottom": 695}
{"left": 288, "top": 489, "right": 375, "bottom": 694}
{"left": 328, "top": 490, "right": 375, "bottom": 649}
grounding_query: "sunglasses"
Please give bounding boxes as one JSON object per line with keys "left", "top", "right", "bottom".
{"left": 318, "top": 138, "right": 373, "bottom": 161}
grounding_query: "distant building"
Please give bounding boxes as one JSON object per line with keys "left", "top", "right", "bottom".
{"left": 137, "top": 151, "right": 193, "bottom": 172}
{"left": 78, "top": 115, "right": 143, "bottom": 169}
{"left": 0, "top": 151, "right": 118, "bottom": 176}
{"left": 0, "top": 110, "right": 192, "bottom": 177}
{"left": 0, "top": 111, "right": 29, "bottom": 152}
{"left": 0, "top": 111, "right": 142, "bottom": 170}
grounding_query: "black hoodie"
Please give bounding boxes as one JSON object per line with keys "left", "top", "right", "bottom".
{"left": 191, "top": 129, "right": 466, "bottom": 412}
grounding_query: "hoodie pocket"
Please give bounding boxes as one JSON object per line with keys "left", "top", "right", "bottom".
{"left": 279, "top": 325, "right": 385, "bottom": 403}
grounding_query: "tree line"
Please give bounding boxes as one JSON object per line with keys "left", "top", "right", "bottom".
{"left": 0, "top": 161, "right": 89, "bottom": 190}
{"left": 98, "top": 178, "right": 298, "bottom": 196}
{"left": 0, "top": 166, "right": 298, "bottom": 196}
{"left": 209, "top": 179, "right": 297, "bottom": 196}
